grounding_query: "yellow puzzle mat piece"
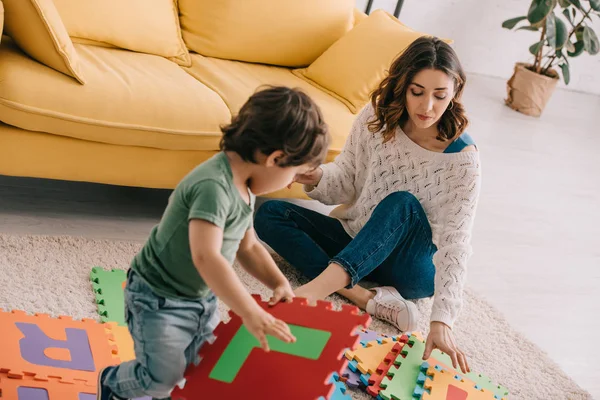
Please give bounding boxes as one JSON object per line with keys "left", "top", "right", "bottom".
{"left": 107, "top": 323, "right": 135, "bottom": 362}
{"left": 345, "top": 337, "right": 400, "bottom": 374}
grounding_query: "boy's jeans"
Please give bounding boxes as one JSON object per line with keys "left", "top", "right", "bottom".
{"left": 103, "top": 270, "right": 219, "bottom": 399}
{"left": 255, "top": 191, "right": 436, "bottom": 300}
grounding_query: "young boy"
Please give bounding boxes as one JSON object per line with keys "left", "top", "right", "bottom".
{"left": 97, "top": 86, "right": 330, "bottom": 400}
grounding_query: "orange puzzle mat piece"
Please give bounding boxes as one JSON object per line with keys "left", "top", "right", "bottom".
{"left": 345, "top": 337, "right": 400, "bottom": 374}
{"left": 423, "top": 365, "right": 496, "bottom": 400}
{"left": 0, "top": 310, "right": 120, "bottom": 385}
{"left": 0, "top": 372, "right": 96, "bottom": 400}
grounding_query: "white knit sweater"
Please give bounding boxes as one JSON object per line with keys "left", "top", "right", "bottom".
{"left": 306, "top": 104, "right": 481, "bottom": 328}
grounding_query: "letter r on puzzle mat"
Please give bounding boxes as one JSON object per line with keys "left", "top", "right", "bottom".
{"left": 0, "top": 310, "right": 120, "bottom": 384}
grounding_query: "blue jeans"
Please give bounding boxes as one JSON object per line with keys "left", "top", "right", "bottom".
{"left": 255, "top": 192, "right": 436, "bottom": 300}
{"left": 103, "top": 270, "right": 219, "bottom": 399}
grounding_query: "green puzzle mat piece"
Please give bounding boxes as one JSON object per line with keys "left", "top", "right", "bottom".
{"left": 90, "top": 267, "right": 127, "bottom": 326}
{"left": 408, "top": 344, "right": 509, "bottom": 399}
{"left": 380, "top": 334, "right": 509, "bottom": 400}
{"left": 466, "top": 372, "right": 509, "bottom": 399}
{"left": 380, "top": 334, "right": 427, "bottom": 400}
{"left": 210, "top": 324, "right": 331, "bottom": 383}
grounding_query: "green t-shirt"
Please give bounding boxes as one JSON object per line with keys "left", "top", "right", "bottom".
{"left": 132, "top": 152, "right": 255, "bottom": 299}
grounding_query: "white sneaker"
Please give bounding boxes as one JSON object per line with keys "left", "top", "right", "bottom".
{"left": 365, "top": 287, "right": 418, "bottom": 332}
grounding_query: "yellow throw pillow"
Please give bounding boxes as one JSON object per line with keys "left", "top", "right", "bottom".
{"left": 294, "top": 10, "right": 451, "bottom": 113}
{"left": 52, "top": 0, "right": 191, "bottom": 67}
{"left": 353, "top": 8, "right": 368, "bottom": 26}
{"left": 2, "top": 0, "right": 85, "bottom": 84}
{"left": 178, "top": 0, "right": 354, "bottom": 67}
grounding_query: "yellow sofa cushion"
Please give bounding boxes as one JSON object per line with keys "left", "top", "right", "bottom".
{"left": 52, "top": 0, "right": 191, "bottom": 66}
{"left": 2, "top": 0, "right": 85, "bottom": 84}
{"left": 182, "top": 54, "right": 355, "bottom": 155}
{"left": 0, "top": 40, "right": 230, "bottom": 151}
{"left": 294, "top": 10, "right": 448, "bottom": 113}
{"left": 178, "top": 0, "right": 354, "bottom": 67}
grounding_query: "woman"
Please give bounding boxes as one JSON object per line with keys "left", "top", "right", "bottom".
{"left": 255, "top": 37, "right": 479, "bottom": 373}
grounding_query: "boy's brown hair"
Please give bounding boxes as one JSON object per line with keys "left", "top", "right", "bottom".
{"left": 220, "top": 86, "right": 329, "bottom": 167}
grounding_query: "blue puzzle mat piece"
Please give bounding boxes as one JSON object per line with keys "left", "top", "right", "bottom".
{"left": 318, "top": 373, "right": 351, "bottom": 400}
{"left": 360, "top": 372, "right": 371, "bottom": 387}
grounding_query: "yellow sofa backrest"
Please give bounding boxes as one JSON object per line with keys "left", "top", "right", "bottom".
{"left": 178, "top": 0, "right": 355, "bottom": 68}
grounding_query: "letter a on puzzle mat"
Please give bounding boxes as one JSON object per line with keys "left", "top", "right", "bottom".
{"left": 171, "top": 295, "right": 371, "bottom": 400}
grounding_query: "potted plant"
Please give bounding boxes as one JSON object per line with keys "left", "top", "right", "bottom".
{"left": 502, "top": 0, "right": 599, "bottom": 117}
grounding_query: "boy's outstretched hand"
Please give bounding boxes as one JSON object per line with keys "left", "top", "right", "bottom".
{"left": 242, "top": 309, "right": 296, "bottom": 352}
{"left": 269, "top": 282, "right": 295, "bottom": 305}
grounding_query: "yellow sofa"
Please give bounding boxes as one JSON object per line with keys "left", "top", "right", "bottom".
{"left": 0, "top": 1, "right": 433, "bottom": 198}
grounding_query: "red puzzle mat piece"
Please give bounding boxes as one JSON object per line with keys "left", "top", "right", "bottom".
{"left": 366, "top": 335, "right": 409, "bottom": 397}
{"left": 0, "top": 372, "right": 96, "bottom": 400}
{"left": 172, "top": 295, "right": 371, "bottom": 400}
{"left": 0, "top": 310, "right": 120, "bottom": 385}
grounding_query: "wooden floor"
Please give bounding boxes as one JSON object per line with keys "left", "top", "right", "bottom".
{"left": 0, "top": 74, "right": 598, "bottom": 397}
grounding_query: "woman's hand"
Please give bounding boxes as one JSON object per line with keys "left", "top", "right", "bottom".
{"left": 423, "top": 321, "right": 470, "bottom": 374}
{"left": 287, "top": 167, "right": 323, "bottom": 189}
{"left": 242, "top": 309, "right": 296, "bottom": 352}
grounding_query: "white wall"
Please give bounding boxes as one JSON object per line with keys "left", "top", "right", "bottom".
{"left": 355, "top": 0, "right": 600, "bottom": 95}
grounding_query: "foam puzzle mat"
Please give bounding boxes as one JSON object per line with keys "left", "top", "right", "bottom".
{"left": 0, "top": 266, "right": 508, "bottom": 399}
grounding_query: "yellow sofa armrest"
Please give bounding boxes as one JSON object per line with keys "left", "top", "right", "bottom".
{"left": 1, "top": 1, "right": 4, "bottom": 42}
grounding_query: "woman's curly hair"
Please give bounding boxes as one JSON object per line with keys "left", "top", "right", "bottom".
{"left": 368, "top": 37, "right": 469, "bottom": 143}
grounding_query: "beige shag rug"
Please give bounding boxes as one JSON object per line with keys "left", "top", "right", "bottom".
{"left": 0, "top": 234, "right": 592, "bottom": 400}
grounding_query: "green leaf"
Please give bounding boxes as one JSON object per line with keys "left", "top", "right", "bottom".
{"left": 502, "top": 16, "right": 528, "bottom": 29}
{"left": 562, "top": 8, "right": 573, "bottom": 24}
{"left": 567, "top": 40, "right": 585, "bottom": 56}
{"left": 529, "top": 40, "right": 545, "bottom": 55}
{"left": 567, "top": 0, "right": 583, "bottom": 9}
{"left": 559, "top": 63, "right": 570, "bottom": 84}
{"left": 517, "top": 25, "right": 542, "bottom": 31}
{"left": 546, "top": 12, "right": 557, "bottom": 48}
{"left": 583, "top": 26, "right": 600, "bottom": 54}
{"left": 575, "top": 26, "right": 585, "bottom": 41}
{"left": 589, "top": 0, "right": 600, "bottom": 11}
{"left": 554, "top": 16, "right": 569, "bottom": 48}
{"left": 558, "top": 0, "right": 570, "bottom": 6}
{"left": 528, "top": 0, "right": 557, "bottom": 24}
